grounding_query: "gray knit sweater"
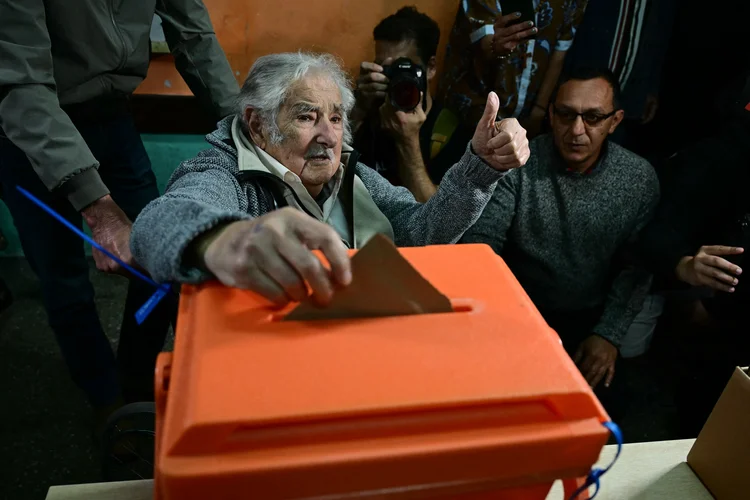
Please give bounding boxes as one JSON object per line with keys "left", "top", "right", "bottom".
{"left": 462, "top": 135, "right": 660, "bottom": 346}
{"left": 131, "top": 117, "right": 505, "bottom": 284}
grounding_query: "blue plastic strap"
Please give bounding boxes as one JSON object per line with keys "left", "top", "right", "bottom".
{"left": 567, "top": 421, "right": 623, "bottom": 500}
{"left": 15, "top": 185, "right": 171, "bottom": 324}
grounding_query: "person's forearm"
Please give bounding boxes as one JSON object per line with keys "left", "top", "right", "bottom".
{"left": 158, "top": 0, "right": 239, "bottom": 118}
{"left": 0, "top": 0, "right": 109, "bottom": 209}
{"left": 593, "top": 266, "right": 653, "bottom": 347}
{"left": 0, "top": 86, "right": 107, "bottom": 210}
{"left": 183, "top": 221, "right": 233, "bottom": 273}
{"left": 130, "top": 163, "right": 252, "bottom": 283}
{"left": 357, "top": 144, "right": 506, "bottom": 247}
{"left": 534, "top": 50, "right": 567, "bottom": 109}
{"left": 394, "top": 136, "right": 437, "bottom": 203}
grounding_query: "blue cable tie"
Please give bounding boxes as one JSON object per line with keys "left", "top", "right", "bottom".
{"left": 568, "top": 421, "right": 623, "bottom": 500}
{"left": 15, "top": 185, "right": 171, "bottom": 324}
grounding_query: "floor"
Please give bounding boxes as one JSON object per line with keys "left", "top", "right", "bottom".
{"left": 0, "top": 257, "right": 687, "bottom": 500}
{"left": 0, "top": 258, "right": 171, "bottom": 500}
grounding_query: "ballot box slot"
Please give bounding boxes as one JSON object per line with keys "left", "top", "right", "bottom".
{"left": 269, "top": 298, "right": 477, "bottom": 322}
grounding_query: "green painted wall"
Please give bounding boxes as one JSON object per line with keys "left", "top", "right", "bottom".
{"left": 0, "top": 134, "right": 209, "bottom": 257}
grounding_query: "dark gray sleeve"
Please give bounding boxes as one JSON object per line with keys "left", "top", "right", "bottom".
{"left": 0, "top": 0, "right": 107, "bottom": 210}
{"left": 130, "top": 150, "right": 252, "bottom": 284}
{"left": 356, "top": 144, "right": 507, "bottom": 246}
{"left": 594, "top": 168, "right": 661, "bottom": 346}
{"left": 156, "top": 0, "right": 239, "bottom": 118}
{"left": 459, "top": 171, "right": 518, "bottom": 254}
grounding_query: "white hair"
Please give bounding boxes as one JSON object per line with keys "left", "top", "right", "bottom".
{"left": 237, "top": 52, "right": 355, "bottom": 145}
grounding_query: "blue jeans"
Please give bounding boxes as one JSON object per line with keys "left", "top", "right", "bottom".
{"left": 0, "top": 110, "right": 174, "bottom": 406}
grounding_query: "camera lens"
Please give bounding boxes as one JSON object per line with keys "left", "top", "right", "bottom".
{"left": 390, "top": 80, "right": 421, "bottom": 112}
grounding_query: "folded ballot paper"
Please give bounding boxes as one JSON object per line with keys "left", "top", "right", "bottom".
{"left": 284, "top": 234, "right": 453, "bottom": 321}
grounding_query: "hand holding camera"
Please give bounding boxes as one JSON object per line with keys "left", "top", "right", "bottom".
{"left": 355, "top": 60, "right": 390, "bottom": 112}
{"left": 379, "top": 93, "right": 427, "bottom": 145}
{"left": 356, "top": 57, "right": 428, "bottom": 114}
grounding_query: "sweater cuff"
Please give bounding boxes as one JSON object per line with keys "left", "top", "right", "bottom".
{"left": 61, "top": 167, "right": 110, "bottom": 211}
{"left": 593, "top": 318, "right": 627, "bottom": 348}
{"left": 593, "top": 331, "right": 621, "bottom": 349}
{"left": 172, "top": 212, "right": 252, "bottom": 283}
{"left": 463, "top": 142, "right": 508, "bottom": 186}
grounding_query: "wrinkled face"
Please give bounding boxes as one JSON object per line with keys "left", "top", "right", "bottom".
{"left": 550, "top": 77, "right": 624, "bottom": 171}
{"left": 250, "top": 73, "right": 345, "bottom": 196}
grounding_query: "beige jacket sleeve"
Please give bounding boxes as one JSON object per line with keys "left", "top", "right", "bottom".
{"left": 156, "top": 0, "right": 240, "bottom": 119}
{"left": 0, "top": 0, "right": 108, "bottom": 211}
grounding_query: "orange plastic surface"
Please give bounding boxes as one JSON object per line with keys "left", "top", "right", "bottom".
{"left": 155, "top": 244, "right": 608, "bottom": 500}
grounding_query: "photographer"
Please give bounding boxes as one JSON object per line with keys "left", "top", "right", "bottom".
{"left": 351, "top": 7, "right": 473, "bottom": 202}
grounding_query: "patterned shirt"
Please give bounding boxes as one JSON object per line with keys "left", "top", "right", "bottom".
{"left": 438, "top": 0, "right": 588, "bottom": 126}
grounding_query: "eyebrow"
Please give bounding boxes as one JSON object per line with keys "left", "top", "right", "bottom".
{"left": 290, "top": 102, "right": 344, "bottom": 115}
{"left": 290, "top": 102, "right": 319, "bottom": 114}
{"left": 557, "top": 104, "right": 609, "bottom": 114}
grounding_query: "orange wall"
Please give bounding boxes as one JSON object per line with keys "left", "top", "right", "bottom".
{"left": 136, "top": 0, "right": 460, "bottom": 96}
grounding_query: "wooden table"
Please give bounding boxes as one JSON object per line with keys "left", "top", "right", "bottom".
{"left": 46, "top": 439, "right": 711, "bottom": 500}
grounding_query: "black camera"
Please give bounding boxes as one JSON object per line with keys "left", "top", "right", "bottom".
{"left": 382, "top": 57, "right": 427, "bottom": 113}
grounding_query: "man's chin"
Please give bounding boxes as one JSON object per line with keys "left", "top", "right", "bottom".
{"left": 301, "top": 162, "right": 336, "bottom": 185}
{"left": 561, "top": 148, "right": 589, "bottom": 163}
{"left": 305, "top": 158, "right": 334, "bottom": 168}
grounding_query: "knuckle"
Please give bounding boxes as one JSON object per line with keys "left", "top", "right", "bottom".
{"left": 324, "top": 231, "right": 342, "bottom": 248}
{"left": 230, "top": 254, "right": 249, "bottom": 274}
{"left": 268, "top": 293, "right": 289, "bottom": 307}
{"left": 298, "top": 255, "right": 322, "bottom": 277}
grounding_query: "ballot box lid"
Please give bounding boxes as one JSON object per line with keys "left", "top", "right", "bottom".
{"left": 156, "top": 244, "right": 609, "bottom": 499}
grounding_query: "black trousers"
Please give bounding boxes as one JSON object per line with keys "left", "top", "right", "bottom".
{"left": 539, "top": 306, "right": 628, "bottom": 422}
{"left": 0, "top": 109, "right": 176, "bottom": 406}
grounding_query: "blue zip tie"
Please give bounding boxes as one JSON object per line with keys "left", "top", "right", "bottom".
{"left": 568, "top": 421, "right": 623, "bottom": 500}
{"left": 15, "top": 185, "right": 171, "bottom": 324}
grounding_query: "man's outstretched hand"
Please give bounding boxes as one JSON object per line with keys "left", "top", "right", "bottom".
{"left": 200, "top": 208, "right": 352, "bottom": 307}
{"left": 675, "top": 245, "right": 743, "bottom": 293}
{"left": 471, "top": 91, "right": 530, "bottom": 171}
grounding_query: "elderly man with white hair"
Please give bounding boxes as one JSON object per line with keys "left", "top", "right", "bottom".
{"left": 131, "top": 52, "right": 530, "bottom": 305}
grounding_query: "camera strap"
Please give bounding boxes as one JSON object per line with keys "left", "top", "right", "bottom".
{"left": 430, "top": 108, "right": 460, "bottom": 160}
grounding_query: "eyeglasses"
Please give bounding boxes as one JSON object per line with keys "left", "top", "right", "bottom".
{"left": 552, "top": 106, "right": 617, "bottom": 126}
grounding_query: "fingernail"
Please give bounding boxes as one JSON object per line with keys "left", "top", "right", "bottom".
{"left": 733, "top": 278, "right": 739, "bottom": 285}
{"left": 730, "top": 287, "right": 736, "bottom": 293}
{"left": 737, "top": 268, "right": 743, "bottom": 275}
{"left": 343, "top": 269, "right": 352, "bottom": 284}
{"left": 515, "top": 12, "right": 522, "bottom": 17}
{"left": 528, "top": 21, "right": 534, "bottom": 26}
{"left": 531, "top": 27, "right": 538, "bottom": 33}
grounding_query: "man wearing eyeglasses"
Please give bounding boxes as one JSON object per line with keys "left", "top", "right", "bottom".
{"left": 462, "top": 67, "right": 659, "bottom": 417}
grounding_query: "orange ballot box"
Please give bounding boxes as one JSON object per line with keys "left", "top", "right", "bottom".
{"left": 154, "top": 241, "right": 610, "bottom": 500}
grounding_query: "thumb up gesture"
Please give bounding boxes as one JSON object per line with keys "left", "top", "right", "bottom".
{"left": 471, "top": 91, "right": 530, "bottom": 170}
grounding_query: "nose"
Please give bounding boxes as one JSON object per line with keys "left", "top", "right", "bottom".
{"left": 316, "top": 117, "right": 338, "bottom": 149}
{"left": 571, "top": 115, "right": 586, "bottom": 136}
